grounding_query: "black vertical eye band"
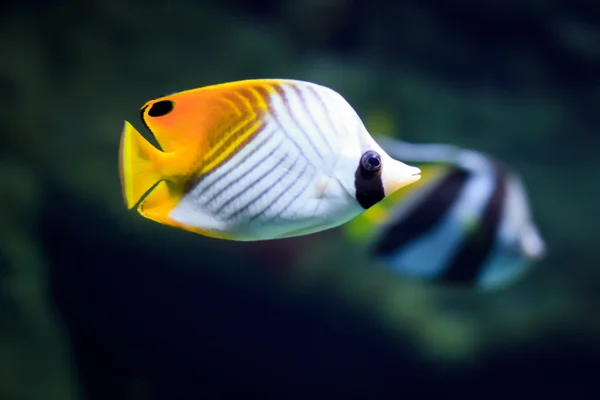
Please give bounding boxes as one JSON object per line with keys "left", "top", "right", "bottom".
{"left": 355, "top": 151, "right": 384, "bottom": 209}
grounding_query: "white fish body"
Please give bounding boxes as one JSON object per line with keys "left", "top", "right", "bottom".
{"left": 119, "top": 80, "right": 421, "bottom": 241}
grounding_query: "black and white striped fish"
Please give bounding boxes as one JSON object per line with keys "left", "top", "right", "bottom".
{"left": 345, "top": 137, "right": 546, "bottom": 291}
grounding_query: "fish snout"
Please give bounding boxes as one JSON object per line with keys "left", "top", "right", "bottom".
{"left": 381, "top": 158, "right": 421, "bottom": 196}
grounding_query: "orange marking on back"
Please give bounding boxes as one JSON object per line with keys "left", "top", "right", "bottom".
{"left": 138, "top": 80, "right": 280, "bottom": 183}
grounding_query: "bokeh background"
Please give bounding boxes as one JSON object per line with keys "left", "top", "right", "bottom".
{"left": 2, "top": 0, "right": 600, "bottom": 398}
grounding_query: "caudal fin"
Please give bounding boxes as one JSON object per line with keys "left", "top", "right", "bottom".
{"left": 119, "top": 121, "right": 164, "bottom": 209}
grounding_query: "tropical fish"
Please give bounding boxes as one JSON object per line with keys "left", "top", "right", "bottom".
{"left": 344, "top": 137, "right": 546, "bottom": 291}
{"left": 119, "top": 79, "right": 421, "bottom": 241}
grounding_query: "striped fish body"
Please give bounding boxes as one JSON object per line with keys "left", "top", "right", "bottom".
{"left": 119, "top": 79, "right": 421, "bottom": 241}
{"left": 362, "top": 141, "right": 546, "bottom": 291}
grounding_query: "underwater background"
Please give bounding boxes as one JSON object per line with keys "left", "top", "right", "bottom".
{"left": 2, "top": 0, "right": 600, "bottom": 398}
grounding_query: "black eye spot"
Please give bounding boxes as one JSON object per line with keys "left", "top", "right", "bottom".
{"left": 147, "top": 100, "right": 174, "bottom": 117}
{"left": 360, "top": 150, "right": 382, "bottom": 173}
{"left": 368, "top": 155, "right": 380, "bottom": 168}
{"left": 355, "top": 150, "right": 384, "bottom": 209}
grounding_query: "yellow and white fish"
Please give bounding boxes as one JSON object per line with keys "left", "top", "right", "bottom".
{"left": 119, "top": 79, "right": 421, "bottom": 241}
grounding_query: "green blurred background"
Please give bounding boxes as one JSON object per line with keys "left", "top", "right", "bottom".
{"left": 1, "top": 0, "right": 599, "bottom": 398}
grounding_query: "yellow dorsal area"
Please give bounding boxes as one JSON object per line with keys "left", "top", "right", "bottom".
{"left": 140, "top": 80, "right": 284, "bottom": 177}
{"left": 343, "top": 163, "right": 450, "bottom": 243}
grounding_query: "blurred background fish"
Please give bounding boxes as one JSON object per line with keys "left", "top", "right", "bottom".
{"left": 345, "top": 137, "right": 546, "bottom": 291}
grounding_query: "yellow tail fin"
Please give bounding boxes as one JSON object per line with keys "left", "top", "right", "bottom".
{"left": 119, "top": 121, "right": 164, "bottom": 209}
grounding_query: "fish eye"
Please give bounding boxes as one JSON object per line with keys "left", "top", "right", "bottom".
{"left": 360, "top": 151, "right": 382, "bottom": 173}
{"left": 355, "top": 150, "right": 385, "bottom": 209}
{"left": 147, "top": 100, "right": 174, "bottom": 117}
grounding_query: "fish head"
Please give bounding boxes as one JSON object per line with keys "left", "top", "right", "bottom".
{"left": 334, "top": 127, "right": 421, "bottom": 211}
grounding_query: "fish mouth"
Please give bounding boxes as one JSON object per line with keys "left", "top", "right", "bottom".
{"left": 408, "top": 170, "right": 421, "bottom": 183}
{"left": 401, "top": 173, "right": 421, "bottom": 189}
{"left": 403, "top": 167, "right": 422, "bottom": 185}
{"left": 382, "top": 163, "right": 421, "bottom": 196}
